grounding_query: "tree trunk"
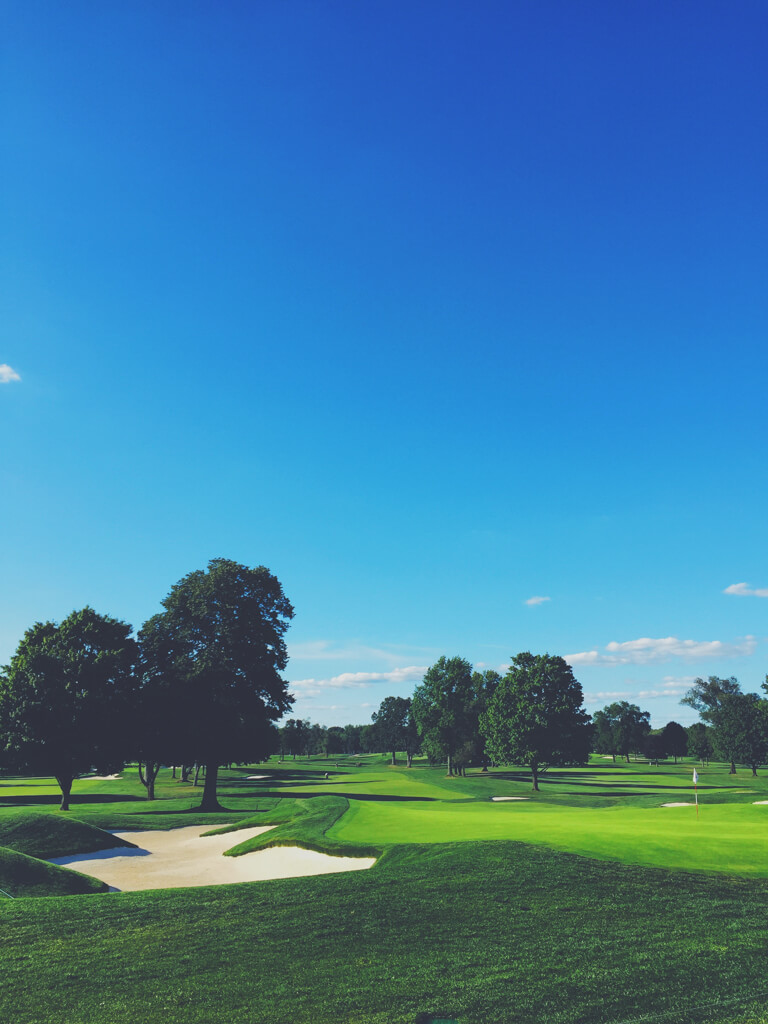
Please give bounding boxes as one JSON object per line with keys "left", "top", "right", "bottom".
{"left": 172, "top": 765, "right": 177, "bottom": 779}
{"left": 752, "top": 765, "right": 758, "bottom": 776}
{"left": 531, "top": 761, "right": 539, "bottom": 792}
{"left": 446, "top": 753, "right": 452, "bottom": 776}
{"left": 199, "top": 763, "right": 222, "bottom": 810}
{"left": 193, "top": 763, "right": 202, "bottom": 786}
{"left": 406, "top": 752, "right": 413, "bottom": 768}
{"left": 730, "top": 760, "right": 737, "bottom": 775}
{"left": 55, "top": 775, "right": 73, "bottom": 811}
{"left": 391, "top": 750, "right": 396, "bottom": 765}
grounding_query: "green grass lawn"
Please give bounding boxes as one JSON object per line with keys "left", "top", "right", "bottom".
{"left": 2, "top": 755, "right": 768, "bottom": 1023}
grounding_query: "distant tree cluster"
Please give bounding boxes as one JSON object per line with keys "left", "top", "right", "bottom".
{"left": 680, "top": 676, "right": 768, "bottom": 776}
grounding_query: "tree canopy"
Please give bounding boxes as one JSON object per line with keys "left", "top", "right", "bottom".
{"left": 592, "top": 701, "right": 650, "bottom": 763}
{"left": 411, "top": 656, "right": 476, "bottom": 776}
{"left": 372, "top": 696, "right": 419, "bottom": 766}
{"left": 480, "top": 652, "right": 592, "bottom": 790}
{"left": 0, "top": 607, "right": 137, "bottom": 809}
{"left": 138, "top": 558, "right": 294, "bottom": 810}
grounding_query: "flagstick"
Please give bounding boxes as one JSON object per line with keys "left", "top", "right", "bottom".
{"left": 695, "top": 780, "right": 699, "bottom": 818}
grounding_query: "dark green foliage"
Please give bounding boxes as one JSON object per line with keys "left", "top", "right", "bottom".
{"left": 138, "top": 558, "right": 294, "bottom": 809}
{"left": 687, "top": 721, "right": 714, "bottom": 763}
{"left": 0, "top": 811, "right": 136, "bottom": 859}
{"left": 711, "top": 693, "right": 768, "bottom": 776}
{"left": 0, "top": 846, "right": 108, "bottom": 898}
{"left": 681, "top": 675, "right": 742, "bottom": 723}
{"left": 411, "top": 656, "right": 477, "bottom": 775}
{"left": 592, "top": 701, "right": 650, "bottom": 762}
{"left": 661, "top": 720, "right": 688, "bottom": 762}
{"left": 481, "top": 653, "right": 592, "bottom": 789}
{"left": 0, "top": 608, "right": 137, "bottom": 809}
{"left": 371, "top": 696, "right": 418, "bottom": 765}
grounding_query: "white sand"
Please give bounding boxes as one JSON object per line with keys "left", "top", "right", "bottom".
{"left": 661, "top": 802, "right": 694, "bottom": 807}
{"left": 491, "top": 796, "right": 529, "bottom": 801}
{"left": 753, "top": 800, "right": 768, "bottom": 805}
{"left": 48, "top": 825, "right": 375, "bottom": 892}
{"left": 80, "top": 774, "right": 122, "bottom": 781}
{"left": 245, "top": 775, "right": 269, "bottom": 780}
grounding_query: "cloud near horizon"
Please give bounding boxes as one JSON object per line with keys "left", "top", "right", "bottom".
{"left": 290, "top": 665, "right": 428, "bottom": 700}
{"left": 724, "top": 582, "right": 768, "bottom": 598}
{"left": 525, "top": 595, "right": 551, "bottom": 606}
{"left": 0, "top": 364, "right": 21, "bottom": 383}
{"left": 566, "top": 636, "right": 756, "bottom": 667}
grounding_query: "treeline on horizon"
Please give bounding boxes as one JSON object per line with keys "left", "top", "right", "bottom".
{"left": 1, "top": 559, "right": 767, "bottom": 812}
{"left": 279, "top": 666, "right": 768, "bottom": 786}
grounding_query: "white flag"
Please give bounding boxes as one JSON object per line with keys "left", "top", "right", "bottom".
{"left": 693, "top": 769, "right": 699, "bottom": 784}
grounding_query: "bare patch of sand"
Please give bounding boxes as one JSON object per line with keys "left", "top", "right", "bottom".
{"left": 753, "top": 800, "right": 768, "bottom": 805}
{"left": 491, "top": 796, "right": 529, "bottom": 802}
{"left": 49, "top": 825, "right": 375, "bottom": 891}
{"left": 80, "top": 774, "right": 122, "bottom": 781}
{"left": 661, "top": 802, "right": 694, "bottom": 807}
{"left": 245, "top": 775, "right": 269, "bottom": 780}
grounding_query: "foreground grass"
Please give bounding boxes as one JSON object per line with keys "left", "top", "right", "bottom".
{"left": 3, "top": 759, "right": 768, "bottom": 1022}
{"left": 3, "top": 841, "right": 768, "bottom": 1024}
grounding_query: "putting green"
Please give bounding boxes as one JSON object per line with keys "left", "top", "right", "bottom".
{"left": 330, "top": 798, "right": 768, "bottom": 876}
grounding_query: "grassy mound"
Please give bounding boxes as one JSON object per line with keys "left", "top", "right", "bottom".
{"left": 3, "top": 840, "right": 768, "bottom": 1021}
{"left": 207, "top": 795, "right": 382, "bottom": 858}
{"left": 0, "top": 846, "right": 108, "bottom": 898}
{"left": 0, "top": 811, "right": 137, "bottom": 860}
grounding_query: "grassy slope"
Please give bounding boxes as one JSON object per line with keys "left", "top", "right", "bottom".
{"left": 0, "top": 811, "right": 137, "bottom": 859}
{"left": 3, "top": 758, "right": 768, "bottom": 1022}
{"left": 0, "top": 846, "right": 108, "bottom": 897}
{"left": 2, "top": 842, "right": 768, "bottom": 1024}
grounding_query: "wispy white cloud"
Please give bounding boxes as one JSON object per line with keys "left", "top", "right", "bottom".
{"left": 0, "top": 364, "right": 21, "bottom": 384}
{"left": 724, "top": 582, "right": 768, "bottom": 598}
{"left": 525, "top": 595, "right": 550, "bottom": 606}
{"left": 566, "top": 636, "right": 757, "bottom": 667}
{"left": 288, "top": 640, "right": 434, "bottom": 665}
{"left": 290, "top": 665, "right": 428, "bottom": 699}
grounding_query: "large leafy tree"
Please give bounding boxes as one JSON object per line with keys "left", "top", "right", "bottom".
{"left": 592, "top": 701, "right": 650, "bottom": 763}
{"left": 710, "top": 692, "right": 768, "bottom": 776}
{"left": 139, "top": 558, "right": 294, "bottom": 810}
{"left": 0, "top": 607, "right": 137, "bottom": 809}
{"left": 686, "top": 722, "right": 713, "bottom": 764}
{"left": 661, "top": 721, "right": 688, "bottom": 763}
{"left": 681, "top": 676, "right": 742, "bottom": 772}
{"left": 372, "top": 696, "right": 419, "bottom": 766}
{"left": 411, "top": 656, "right": 476, "bottom": 776}
{"left": 480, "top": 652, "right": 592, "bottom": 791}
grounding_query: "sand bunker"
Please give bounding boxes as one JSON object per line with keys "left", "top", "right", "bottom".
{"left": 245, "top": 775, "right": 269, "bottom": 780}
{"left": 661, "top": 802, "right": 694, "bottom": 807}
{"left": 80, "top": 774, "right": 122, "bottom": 781}
{"left": 491, "top": 796, "right": 529, "bottom": 802}
{"left": 753, "top": 800, "right": 768, "bottom": 805}
{"left": 49, "top": 825, "right": 375, "bottom": 892}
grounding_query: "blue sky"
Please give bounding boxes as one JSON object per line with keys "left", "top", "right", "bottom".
{"left": 2, "top": 1, "right": 767, "bottom": 728}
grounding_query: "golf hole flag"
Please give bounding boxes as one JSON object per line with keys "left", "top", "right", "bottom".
{"left": 693, "top": 768, "right": 699, "bottom": 817}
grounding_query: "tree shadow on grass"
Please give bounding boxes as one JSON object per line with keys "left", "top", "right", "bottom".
{"left": 0, "top": 793, "right": 144, "bottom": 807}
{"left": 223, "top": 791, "right": 436, "bottom": 802}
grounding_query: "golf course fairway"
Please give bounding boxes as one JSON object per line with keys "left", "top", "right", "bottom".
{"left": 329, "top": 798, "right": 768, "bottom": 876}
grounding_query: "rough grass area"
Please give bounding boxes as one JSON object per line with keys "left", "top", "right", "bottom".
{"left": 3, "top": 841, "right": 768, "bottom": 1023}
{"left": 0, "top": 811, "right": 137, "bottom": 859}
{"left": 0, "top": 846, "right": 108, "bottom": 898}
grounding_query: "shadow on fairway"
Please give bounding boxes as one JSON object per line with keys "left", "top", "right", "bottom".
{"left": 224, "top": 790, "right": 436, "bottom": 802}
{"left": 0, "top": 793, "right": 144, "bottom": 807}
